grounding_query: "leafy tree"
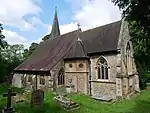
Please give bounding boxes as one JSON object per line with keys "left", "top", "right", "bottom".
{"left": 0, "top": 44, "right": 24, "bottom": 82}
{"left": 23, "top": 42, "right": 39, "bottom": 59}
{"left": 42, "top": 34, "right": 50, "bottom": 41}
{"left": 0, "top": 23, "right": 5, "bottom": 49}
{"left": 111, "top": 0, "right": 150, "bottom": 89}
{"left": 112, "top": 0, "right": 150, "bottom": 37}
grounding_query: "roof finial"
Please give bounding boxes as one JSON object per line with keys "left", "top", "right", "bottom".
{"left": 77, "top": 22, "right": 80, "bottom": 30}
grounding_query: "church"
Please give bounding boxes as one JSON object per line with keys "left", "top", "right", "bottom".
{"left": 12, "top": 8, "right": 140, "bottom": 100}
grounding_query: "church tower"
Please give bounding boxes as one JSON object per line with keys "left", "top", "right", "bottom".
{"left": 50, "top": 6, "right": 60, "bottom": 39}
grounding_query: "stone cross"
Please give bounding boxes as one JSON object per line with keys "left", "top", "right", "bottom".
{"left": 77, "top": 22, "right": 80, "bottom": 30}
{"left": 2, "top": 88, "right": 16, "bottom": 113}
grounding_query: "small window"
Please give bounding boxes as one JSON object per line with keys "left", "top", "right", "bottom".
{"left": 28, "top": 76, "right": 32, "bottom": 82}
{"left": 79, "top": 63, "right": 84, "bottom": 68}
{"left": 40, "top": 76, "right": 45, "bottom": 85}
{"left": 69, "top": 64, "right": 73, "bottom": 68}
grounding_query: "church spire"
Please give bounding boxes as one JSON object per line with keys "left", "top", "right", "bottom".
{"left": 50, "top": 6, "right": 60, "bottom": 39}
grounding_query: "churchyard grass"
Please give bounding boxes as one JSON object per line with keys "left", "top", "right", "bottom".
{"left": 0, "top": 85, "right": 150, "bottom": 113}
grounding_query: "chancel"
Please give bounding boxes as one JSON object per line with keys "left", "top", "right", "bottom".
{"left": 12, "top": 7, "right": 140, "bottom": 100}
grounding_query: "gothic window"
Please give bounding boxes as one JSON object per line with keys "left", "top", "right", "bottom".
{"left": 126, "top": 42, "right": 132, "bottom": 75}
{"left": 40, "top": 76, "right": 45, "bottom": 85}
{"left": 97, "top": 56, "right": 109, "bottom": 80}
{"left": 28, "top": 76, "right": 32, "bottom": 82}
{"left": 58, "top": 68, "right": 65, "bottom": 85}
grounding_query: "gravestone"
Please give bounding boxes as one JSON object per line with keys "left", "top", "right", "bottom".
{"left": 2, "top": 88, "right": 16, "bottom": 113}
{"left": 31, "top": 89, "right": 44, "bottom": 107}
{"left": 54, "top": 95, "right": 79, "bottom": 111}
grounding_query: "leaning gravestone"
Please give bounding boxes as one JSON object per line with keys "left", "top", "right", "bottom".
{"left": 30, "top": 89, "right": 44, "bottom": 107}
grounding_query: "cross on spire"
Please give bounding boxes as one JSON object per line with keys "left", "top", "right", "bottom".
{"left": 77, "top": 22, "right": 80, "bottom": 30}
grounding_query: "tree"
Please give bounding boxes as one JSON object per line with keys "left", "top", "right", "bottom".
{"left": 23, "top": 42, "right": 39, "bottom": 59}
{"left": 0, "top": 44, "right": 25, "bottom": 82}
{"left": 112, "top": 0, "right": 150, "bottom": 39}
{"left": 0, "top": 23, "right": 5, "bottom": 49}
{"left": 111, "top": 0, "right": 150, "bottom": 89}
{"left": 42, "top": 34, "right": 51, "bottom": 41}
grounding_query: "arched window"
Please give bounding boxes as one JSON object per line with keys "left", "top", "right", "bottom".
{"left": 28, "top": 76, "right": 32, "bottom": 82}
{"left": 97, "top": 56, "right": 108, "bottom": 80}
{"left": 40, "top": 76, "right": 45, "bottom": 85}
{"left": 126, "top": 42, "right": 132, "bottom": 75}
{"left": 58, "top": 68, "right": 65, "bottom": 85}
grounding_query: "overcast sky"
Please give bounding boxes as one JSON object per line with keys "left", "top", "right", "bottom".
{"left": 0, "top": 0, "right": 121, "bottom": 48}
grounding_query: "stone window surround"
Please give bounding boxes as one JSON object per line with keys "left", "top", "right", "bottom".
{"left": 39, "top": 76, "right": 45, "bottom": 85}
{"left": 95, "top": 56, "right": 110, "bottom": 82}
{"left": 69, "top": 64, "right": 73, "bottom": 68}
{"left": 28, "top": 76, "right": 32, "bottom": 82}
{"left": 58, "top": 68, "right": 65, "bottom": 85}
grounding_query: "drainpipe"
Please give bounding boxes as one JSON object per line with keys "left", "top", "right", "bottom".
{"left": 89, "top": 60, "right": 92, "bottom": 96}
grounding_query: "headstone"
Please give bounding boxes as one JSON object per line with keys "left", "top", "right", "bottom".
{"left": 2, "top": 88, "right": 16, "bottom": 113}
{"left": 31, "top": 89, "right": 44, "bottom": 107}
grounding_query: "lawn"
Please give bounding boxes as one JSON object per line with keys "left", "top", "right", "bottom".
{"left": 0, "top": 85, "right": 150, "bottom": 113}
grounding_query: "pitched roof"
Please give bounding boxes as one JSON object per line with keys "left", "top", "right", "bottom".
{"left": 14, "top": 20, "right": 122, "bottom": 72}
{"left": 81, "top": 20, "right": 121, "bottom": 54}
{"left": 64, "top": 37, "right": 88, "bottom": 60}
{"left": 14, "top": 30, "right": 78, "bottom": 72}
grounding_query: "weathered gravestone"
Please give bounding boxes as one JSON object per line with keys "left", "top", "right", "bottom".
{"left": 31, "top": 89, "right": 44, "bottom": 107}
{"left": 54, "top": 95, "right": 79, "bottom": 111}
{"left": 2, "top": 88, "right": 16, "bottom": 113}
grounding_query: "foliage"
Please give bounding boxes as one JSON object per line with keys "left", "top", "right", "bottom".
{"left": 0, "top": 24, "right": 5, "bottom": 49}
{"left": 1, "top": 85, "right": 150, "bottom": 113}
{"left": 42, "top": 34, "right": 51, "bottom": 41}
{"left": 23, "top": 42, "right": 39, "bottom": 59}
{"left": 0, "top": 43, "right": 25, "bottom": 82}
{"left": 128, "top": 21, "right": 150, "bottom": 89}
{"left": 112, "top": 0, "right": 150, "bottom": 37}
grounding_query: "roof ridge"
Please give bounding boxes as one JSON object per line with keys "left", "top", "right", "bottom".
{"left": 83, "top": 20, "right": 121, "bottom": 33}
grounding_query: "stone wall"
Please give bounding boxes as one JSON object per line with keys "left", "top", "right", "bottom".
{"left": 12, "top": 73, "right": 52, "bottom": 91}
{"left": 117, "top": 19, "right": 140, "bottom": 97}
{"left": 91, "top": 82, "right": 116, "bottom": 99}
{"left": 12, "top": 73, "right": 23, "bottom": 88}
{"left": 65, "top": 60, "right": 89, "bottom": 94}
{"left": 90, "top": 54, "right": 117, "bottom": 99}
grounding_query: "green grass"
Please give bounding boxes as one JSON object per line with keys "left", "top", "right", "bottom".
{"left": 0, "top": 85, "right": 150, "bottom": 113}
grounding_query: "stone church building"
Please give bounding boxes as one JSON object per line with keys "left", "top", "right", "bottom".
{"left": 12, "top": 9, "right": 140, "bottom": 100}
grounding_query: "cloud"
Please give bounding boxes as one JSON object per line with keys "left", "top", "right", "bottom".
{"left": 0, "top": 0, "right": 42, "bottom": 31}
{"left": 47, "top": 23, "right": 89, "bottom": 36}
{"left": 67, "top": 0, "right": 121, "bottom": 28}
{"left": 47, "top": 0, "right": 121, "bottom": 36}
{"left": 3, "top": 29, "right": 30, "bottom": 48}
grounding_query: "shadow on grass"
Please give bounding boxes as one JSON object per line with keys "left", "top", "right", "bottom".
{"left": 14, "top": 101, "right": 69, "bottom": 113}
{"left": 131, "top": 100, "right": 150, "bottom": 113}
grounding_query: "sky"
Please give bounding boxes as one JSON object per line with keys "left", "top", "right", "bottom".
{"left": 0, "top": 0, "right": 121, "bottom": 48}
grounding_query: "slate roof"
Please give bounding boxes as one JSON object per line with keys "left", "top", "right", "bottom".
{"left": 64, "top": 29, "right": 88, "bottom": 60}
{"left": 14, "top": 20, "right": 122, "bottom": 72}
